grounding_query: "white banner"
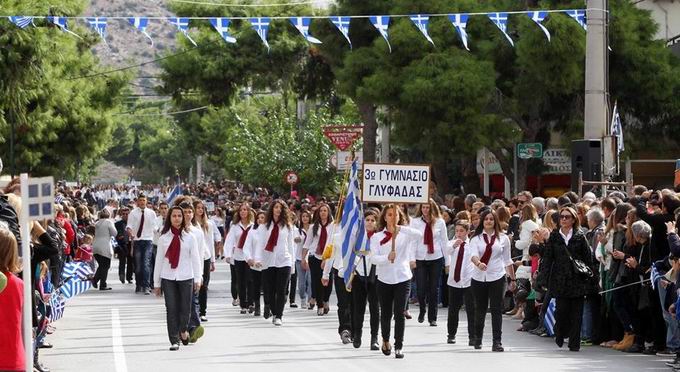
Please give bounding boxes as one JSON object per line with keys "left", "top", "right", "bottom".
{"left": 476, "top": 148, "right": 570, "bottom": 175}
{"left": 331, "top": 151, "right": 363, "bottom": 171}
{"left": 362, "top": 163, "right": 430, "bottom": 204}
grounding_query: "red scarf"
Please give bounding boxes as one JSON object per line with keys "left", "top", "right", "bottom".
{"left": 237, "top": 225, "right": 251, "bottom": 250}
{"left": 480, "top": 233, "right": 496, "bottom": 265}
{"left": 264, "top": 223, "right": 280, "bottom": 252}
{"left": 453, "top": 242, "right": 466, "bottom": 282}
{"left": 380, "top": 231, "right": 393, "bottom": 245}
{"left": 423, "top": 218, "right": 434, "bottom": 254}
{"left": 165, "top": 227, "right": 182, "bottom": 269}
{"left": 315, "top": 222, "right": 329, "bottom": 255}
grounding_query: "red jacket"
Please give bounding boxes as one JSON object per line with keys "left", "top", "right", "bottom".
{"left": 0, "top": 271, "right": 24, "bottom": 371}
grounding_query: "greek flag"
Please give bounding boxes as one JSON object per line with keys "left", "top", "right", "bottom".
{"left": 55, "top": 194, "right": 64, "bottom": 205}
{"left": 370, "top": 16, "right": 391, "bottom": 52}
{"left": 528, "top": 11, "right": 551, "bottom": 42}
{"left": 60, "top": 277, "right": 92, "bottom": 299}
{"left": 168, "top": 17, "right": 197, "bottom": 46}
{"left": 330, "top": 16, "right": 351, "bottom": 48}
{"left": 250, "top": 17, "right": 271, "bottom": 50}
{"left": 47, "top": 16, "right": 82, "bottom": 39}
{"left": 61, "top": 261, "right": 94, "bottom": 281}
{"left": 49, "top": 292, "right": 65, "bottom": 321}
{"left": 8, "top": 16, "right": 34, "bottom": 29}
{"left": 488, "top": 12, "right": 514, "bottom": 47}
{"left": 566, "top": 9, "right": 587, "bottom": 31}
{"left": 410, "top": 14, "right": 435, "bottom": 46}
{"left": 448, "top": 14, "right": 469, "bottom": 51}
{"left": 610, "top": 101, "right": 624, "bottom": 154}
{"left": 544, "top": 298, "right": 557, "bottom": 336}
{"left": 167, "top": 184, "right": 182, "bottom": 205}
{"left": 340, "top": 160, "right": 366, "bottom": 291}
{"left": 210, "top": 18, "right": 236, "bottom": 43}
{"left": 86, "top": 17, "right": 108, "bottom": 43}
{"left": 651, "top": 264, "right": 661, "bottom": 290}
{"left": 128, "top": 17, "right": 154, "bottom": 45}
{"left": 290, "top": 17, "right": 322, "bottom": 44}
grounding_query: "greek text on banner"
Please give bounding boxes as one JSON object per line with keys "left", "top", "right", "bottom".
{"left": 362, "top": 163, "right": 430, "bottom": 204}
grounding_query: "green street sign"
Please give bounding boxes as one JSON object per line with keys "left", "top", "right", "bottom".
{"left": 517, "top": 143, "right": 543, "bottom": 159}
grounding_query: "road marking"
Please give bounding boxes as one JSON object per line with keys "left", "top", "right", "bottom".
{"left": 111, "top": 308, "right": 128, "bottom": 372}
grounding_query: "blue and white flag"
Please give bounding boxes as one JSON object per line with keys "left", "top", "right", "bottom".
{"left": 410, "top": 14, "right": 435, "bottom": 46}
{"left": 86, "top": 17, "right": 108, "bottom": 43}
{"left": 566, "top": 9, "right": 587, "bottom": 31}
{"left": 488, "top": 12, "right": 514, "bottom": 47}
{"left": 290, "top": 17, "right": 322, "bottom": 44}
{"left": 448, "top": 14, "right": 470, "bottom": 51}
{"left": 330, "top": 16, "right": 351, "bottom": 48}
{"left": 61, "top": 261, "right": 94, "bottom": 281}
{"left": 168, "top": 17, "right": 197, "bottom": 46}
{"left": 340, "top": 160, "right": 366, "bottom": 291}
{"left": 610, "top": 101, "right": 624, "bottom": 154}
{"left": 60, "top": 277, "right": 92, "bottom": 299}
{"left": 49, "top": 292, "right": 65, "bottom": 321}
{"left": 210, "top": 18, "right": 236, "bottom": 43}
{"left": 250, "top": 17, "right": 271, "bottom": 50}
{"left": 128, "top": 17, "right": 154, "bottom": 45}
{"left": 55, "top": 194, "right": 64, "bottom": 205}
{"left": 167, "top": 184, "right": 182, "bottom": 205}
{"left": 370, "top": 16, "right": 391, "bottom": 52}
{"left": 8, "top": 16, "right": 35, "bottom": 29}
{"left": 528, "top": 11, "right": 551, "bottom": 42}
{"left": 650, "top": 264, "right": 662, "bottom": 290}
{"left": 47, "top": 16, "right": 82, "bottom": 39}
{"left": 544, "top": 297, "right": 557, "bottom": 336}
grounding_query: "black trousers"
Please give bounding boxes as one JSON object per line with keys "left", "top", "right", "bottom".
{"left": 199, "top": 260, "right": 211, "bottom": 316}
{"left": 333, "top": 268, "right": 352, "bottom": 335}
{"left": 161, "top": 278, "right": 193, "bottom": 345}
{"left": 249, "top": 268, "right": 263, "bottom": 308}
{"left": 118, "top": 244, "right": 134, "bottom": 281}
{"left": 150, "top": 245, "right": 157, "bottom": 288}
{"left": 416, "top": 258, "right": 444, "bottom": 322}
{"left": 93, "top": 254, "right": 111, "bottom": 288}
{"left": 234, "top": 260, "right": 251, "bottom": 309}
{"left": 377, "top": 280, "right": 409, "bottom": 349}
{"left": 351, "top": 267, "right": 380, "bottom": 340}
{"left": 448, "top": 286, "right": 475, "bottom": 341}
{"left": 471, "top": 277, "right": 505, "bottom": 344}
{"left": 230, "top": 263, "right": 238, "bottom": 301}
{"left": 555, "top": 296, "right": 585, "bottom": 350}
{"left": 309, "top": 256, "right": 332, "bottom": 308}
{"left": 263, "top": 266, "right": 291, "bottom": 319}
{"left": 288, "top": 272, "right": 297, "bottom": 304}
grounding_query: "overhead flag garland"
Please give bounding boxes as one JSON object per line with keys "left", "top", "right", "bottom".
{"left": 6, "top": 9, "right": 588, "bottom": 51}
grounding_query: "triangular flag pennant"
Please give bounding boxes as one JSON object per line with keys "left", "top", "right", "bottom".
{"left": 128, "top": 17, "right": 154, "bottom": 46}
{"left": 47, "top": 16, "right": 83, "bottom": 39}
{"left": 8, "top": 16, "right": 35, "bottom": 29}
{"left": 488, "top": 12, "right": 514, "bottom": 47}
{"left": 210, "top": 18, "right": 236, "bottom": 43}
{"left": 86, "top": 17, "right": 108, "bottom": 44}
{"left": 369, "top": 16, "right": 391, "bottom": 52}
{"left": 290, "top": 17, "right": 322, "bottom": 44}
{"left": 528, "top": 11, "right": 551, "bottom": 42}
{"left": 448, "top": 14, "right": 469, "bottom": 51}
{"left": 410, "top": 14, "right": 435, "bottom": 46}
{"left": 330, "top": 16, "right": 351, "bottom": 48}
{"left": 250, "top": 17, "right": 271, "bottom": 50}
{"left": 168, "top": 17, "right": 197, "bottom": 46}
{"left": 566, "top": 9, "right": 587, "bottom": 31}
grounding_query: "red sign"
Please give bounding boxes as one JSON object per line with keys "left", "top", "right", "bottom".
{"left": 284, "top": 171, "right": 299, "bottom": 185}
{"left": 323, "top": 126, "right": 363, "bottom": 151}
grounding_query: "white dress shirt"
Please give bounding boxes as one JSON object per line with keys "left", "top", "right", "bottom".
{"left": 126, "top": 207, "right": 157, "bottom": 241}
{"left": 370, "top": 226, "right": 422, "bottom": 285}
{"left": 354, "top": 231, "right": 376, "bottom": 277}
{"left": 410, "top": 217, "right": 448, "bottom": 261}
{"left": 152, "top": 215, "right": 165, "bottom": 245}
{"left": 225, "top": 221, "right": 253, "bottom": 262}
{"left": 242, "top": 227, "right": 262, "bottom": 272}
{"left": 303, "top": 224, "right": 333, "bottom": 260}
{"left": 154, "top": 230, "right": 202, "bottom": 285}
{"left": 560, "top": 228, "right": 573, "bottom": 245}
{"left": 292, "top": 227, "right": 308, "bottom": 261}
{"left": 188, "top": 224, "right": 211, "bottom": 262}
{"left": 201, "top": 220, "right": 221, "bottom": 263}
{"left": 445, "top": 238, "right": 473, "bottom": 288}
{"left": 254, "top": 222, "right": 294, "bottom": 269}
{"left": 469, "top": 232, "right": 512, "bottom": 282}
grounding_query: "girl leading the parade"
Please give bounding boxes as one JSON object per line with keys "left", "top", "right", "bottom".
{"left": 225, "top": 203, "right": 255, "bottom": 314}
{"left": 445, "top": 221, "right": 475, "bottom": 345}
{"left": 351, "top": 209, "right": 381, "bottom": 351}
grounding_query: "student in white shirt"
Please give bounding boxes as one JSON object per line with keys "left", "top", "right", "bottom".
{"left": 244, "top": 210, "right": 267, "bottom": 317}
{"left": 445, "top": 221, "right": 475, "bottom": 345}
{"left": 469, "top": 209, "right": 516, "bottom": 352}
{"left": 301, "top": 203, "right": 334, "bottom": 316}
{"left": 351, "top": 209, "right": 381, "bottom": 351}
{"left": 254, "top": 200, "right": 294, "bottom": 326}
{"left": 410, "top": 199, "right": 448, "bottom": 326}
{"left": 151, "top": 201, "right": 169, "bottom": 290}
{"left": 322, "top": 228, "right": 352, "bottom": 344}
{"left": 194, "top": 200, "right": 220, "bottom": 322}
{"left": 370, "top": 204, "right": 422, "bottom": 359}
{"left": 125, "top": 194, "right": 157, "bottom": 295}
{"left": 292, "top": 210, "right": 312, "bottom": 309}
{"left": 153, "top": 206, "right": 202, "bottom": 351}
{"left": 224, "top": 203, "right": 255, "bottom": 314}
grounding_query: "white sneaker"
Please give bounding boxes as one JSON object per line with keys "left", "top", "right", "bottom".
{"left": 274, "top": 318, "right": 282, "bottom": 326}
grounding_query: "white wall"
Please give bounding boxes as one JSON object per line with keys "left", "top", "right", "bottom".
{"left": 635, "top": 0, "right": 680, "bottom": 41}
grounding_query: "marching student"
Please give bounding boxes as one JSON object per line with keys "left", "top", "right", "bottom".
{"left": 351, "top": 209, "right": 381, "bottom": 351}
{"left": 445, "top": 221, "right": 475, "bottom": 345}
{"left": 410, "top": 199, "right": 448, "bottom": 326}
{"left": 244, "top": 211, "right": 267, "bottom": 316}
{"left": 254, "top": 200, "right": 294, "bottom": 326}
{"left": 225, "top": 203, "right": 255, "bottom": 314}
{"left": 469, "top": 209, "right": 515, "bottom": 352}
{"left": 322, "top": 226, "right": 352, "bottom": 344}
{"left": 294, "top": 210, "right": 312, "bottom": 310}
{"left": 193, "top": 200, "right": 220, "bottom": 322}
{"left": 370, "top": 204, "right": 422, "bottom": 359}
{"left": 153, "top": 206, "right": 202, "bottom": 351}
{"left": 302, "top": 203, "right": 334, "bottom": 316}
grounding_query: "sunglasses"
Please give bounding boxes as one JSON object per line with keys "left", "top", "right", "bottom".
{"left": 560, "top": 214, "right": 573, "bottom": 220}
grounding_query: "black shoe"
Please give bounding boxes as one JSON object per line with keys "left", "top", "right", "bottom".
{"left": 135, "top": 286, "right": 141, "bottom": 293}
{"left": 127, "top": 280, "right": 133, "bottom": 284}
{"left": 264, "top": 305, "right": 271, "bottom": 319}
{"left": 100, "top": 287, "right": 112, "bottom": 291}
{"left": 91, "top": 281, "right": 98, "bottom": 289}
{"left": 39, "top": 342, "right": 53, "bottom": 349}
{"left": 447, "top": 337, "right": 456, "bottom": 344}
{"left": 353, "top": 337, "right": 362, "bottom": 349}
{"left": 370, "top": 336, "right": 379, "bottom": 351}
{"left": 474, "top": 342, "right": 482, "bottom": 350}
{"left": 382, "top": 341, "right": 392, "bottom": 356}
{"left": 119, "top": 275, "right": 125, "bottom": 284}
{"left": 642, "top": 346, "right": 657, "bottom": 355}
{"left": 429, "top": 321, "right": 437, "bottom": 327}
{"left": 254, "top": 307, "right": 261, "bottom": 317}
{"left": 290, "top": 303, "right": 298, "bottom": 308}
{"left": 418, "top": 310, "right": 426, "bottom": 323}
{"left": 469, "top": 339, "right": 475, "bottom": 346}
{"left": 569, "top": 347, "right": 580, "bottom": 352}
{"left": 248, "top": 305, "right": 255, "bottom": 314}
{"left": 492, "top": 342, "right": 504, "bottom": 352}
{"left": 555, "top": 337, "right": 564, "bottom": 348}
{"left": 395, "top": 349, "right": 404, "bottom": 359}
{"left": 625, "top": 344, "right": 643, "bottom": 353}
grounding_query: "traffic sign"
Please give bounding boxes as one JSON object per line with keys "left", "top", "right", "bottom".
{"left": 517, "top": 143, "right": 543, "bottom": 159}
{"left": 284, "top": 171, "right": 299, "bottom": 186}
{"left": 323, "top": 125, "right": 362, "bottom": 151}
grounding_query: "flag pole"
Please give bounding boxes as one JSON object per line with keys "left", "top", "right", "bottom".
{"left": 322, "top": 153, "right": 351, "bottom": 261}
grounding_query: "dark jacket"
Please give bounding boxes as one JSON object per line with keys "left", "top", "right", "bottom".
{"left": 633, "top": 196, "right": 674, "bottom": 261}
{"left": 537, "top": 229, "right": 594, "bottom": 298}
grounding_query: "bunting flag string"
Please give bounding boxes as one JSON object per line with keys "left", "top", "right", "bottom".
{"left": 528, "top": 11, "right": 551, "bottom": 42}
{"left": 410, "top": 14, "right": 435, "bottom": 46}
{"left": 567, "top": 9, "right": 587, "bottom": 31}
{"left": 168, "top": 17, "right": 197, "bottom": 46}
{"left": 251, "top": 17, "right": 271, "bottom": 50}
{"left": 47, "top": 16, "right": 83, "bottom": 39}
{"left": 330, "top": 16, "right": 351, "bottom": 48}
{"left": 449, "top": 14, "right": 469, "bottom": 51}
{"left": 488, "top": 12, "right": 514, "bottom": 47}
{"left": 86, "top": 17, "right": 108, "bottom": 45}
{"left": 210, "top": 17, "right": 237, "bottom": 43}
{"left": 369, "top": 15, "right": 391, "bottom": 52}
{"left": 290, "top": 17, "right": 322, "bottom": 44}
{"left": 8, "top": 16, "right": 34, "bottom": 29}
{"left": 128, "top": 17, "right": 154, "bottom": 45}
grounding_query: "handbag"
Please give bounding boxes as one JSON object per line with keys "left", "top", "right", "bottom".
{"left": 563, "top": 240, "right": 593, "bottom": 279}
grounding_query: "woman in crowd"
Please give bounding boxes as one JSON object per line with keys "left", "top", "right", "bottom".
{"left": 194, "top": 199, "right": 220, "bottom": 322}
{"left": 0, "top": 228, "right": 23, "bottom": 371}
{"left": 92, "top": 209, "right": 117, "bottom": 291}
{"left": 446, "top": 221, "right": 475, "bottom": 345}
{"left": 153, "top": 206, "right": 202, "bottom": 351}
{"left": 225, "top": 203, "right": 255, "bottom": 314}
{"left": 610, "top": 204, "right": 638, "bottom": 351}
{"left": 294, "top": 209, "right": 312, "bottom": 310}
{"left": 244, "top": 210, "right": 267, "bottom": 316}
{"left": 211, "top": 207, "right": 226, "bottom": 259}
{"left": 351, "top": 209, "right": 381, "bottom": 351}
{"left": 511, "top": 203, "right": 540, "bottom": 318}
{"left": 302, "top": 203, "right": 334, "bottom": 316}
{"left": 543, "top": 210, "right": 558, "bottom": 232}
{"left": 370, "top": 204, "right": 421, "bottom": 359}
{"left": 469, "top": 209, "right": 515, "bottom": 352}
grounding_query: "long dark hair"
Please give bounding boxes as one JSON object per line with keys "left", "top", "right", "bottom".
{"left": 312, "top": 203, "right": 334, "bottom": 237}
{"left": 266, "top": 199, "right": 291, "bottom": 229}
{"left": 253, "top": 210, "right": 267, "bottom": 230}
{"left": 472, "top": 209, "right": 502, "bottom": 238}
{"left": 161, "top": 206, "right": 187, "bottom": 235}
{"left": 377, "top": 204, "right": 408, "bottom": 231}
{"left": 298, "top": 209, "right": 312, "bottom": 235}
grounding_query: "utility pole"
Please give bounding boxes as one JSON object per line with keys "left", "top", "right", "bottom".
{"left": 584, "top": 0, "right": 609, "bottom": 140}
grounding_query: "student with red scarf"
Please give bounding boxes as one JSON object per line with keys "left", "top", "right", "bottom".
{"left": 301, "top": 203, "right": 334, "bottom": 316}
{"left": 153, "top": 206, "right": 202, "bottom": 351}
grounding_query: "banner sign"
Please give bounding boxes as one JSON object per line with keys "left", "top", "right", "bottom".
{"left": 362, "top": 163, "right": 430, "bottom": 204}
{"left": 323, "top": 125, "right": 363, "bottom": 151}
{"left": 331, "top": 151, "right": 363, "bottom": 171}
